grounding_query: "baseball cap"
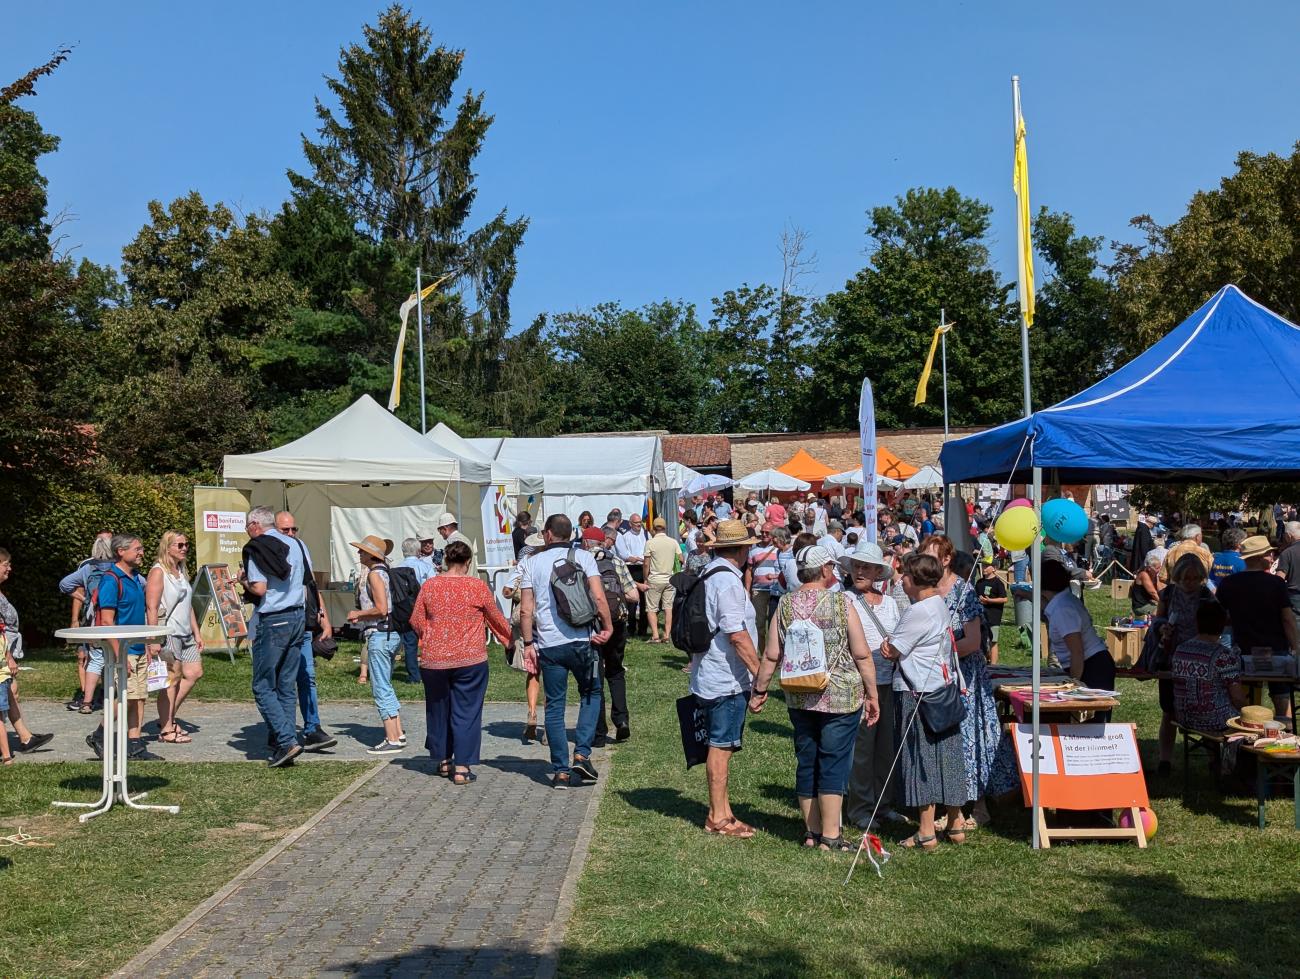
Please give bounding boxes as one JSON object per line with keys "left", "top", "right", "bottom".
{"left": 796, "top": 545, "right": 836, "bottom": 571}
{"left": 653, "top": 517, "right": 667, "bottom": 530}
{"left": 581, "top": 527, "right": 606, "bottom": 543}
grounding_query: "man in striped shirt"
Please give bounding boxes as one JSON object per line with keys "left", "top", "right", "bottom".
{"left": 744, "top": 524, "right": 781, "bottom": 652}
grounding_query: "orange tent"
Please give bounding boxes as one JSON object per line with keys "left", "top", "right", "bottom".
{"left": 877, "top": 446, "right": 918, "bottom": 480}
{"left": 777, "top": 448, "right": 837, "bottom": 482}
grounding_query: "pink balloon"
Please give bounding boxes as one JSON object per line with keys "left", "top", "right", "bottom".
{"left": 1006, "top": 498, "right": 1032, "bottom": 510}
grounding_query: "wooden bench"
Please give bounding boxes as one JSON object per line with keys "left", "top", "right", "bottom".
{"left": 1174, "top": 722, "right": 1228, "bottom": 799}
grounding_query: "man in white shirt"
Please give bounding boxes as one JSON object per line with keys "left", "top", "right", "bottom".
{"left": 435, "top": 512, "right": 479, "bottom": 576}
{"left": 689, "top": 519, "right": 761, "bottom": 838}
{"left": 615, "top": 512, "right": 649, "bottom": 636}
{"left": 818, "top": 520, "right": 847, "bottom": 560}
{"left": 520, "top": 514, "right": 614, "bottom": 788}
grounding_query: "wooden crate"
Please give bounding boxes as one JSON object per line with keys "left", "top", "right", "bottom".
{"left": 1105, "top": 626, "right": 1145, "bottom": 668}
{"left": 1111, "top": 578, "right": 1132, "bottom": 601}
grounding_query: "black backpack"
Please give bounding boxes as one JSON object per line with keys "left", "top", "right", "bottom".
{"left": 594, "top": 552, "right": 627, "bottom": 623}
{"left": 669, "top": 565, "right": 730, "bottom": 654}
{"left": 379, "top": 565, "right": 421, "bottom": 632}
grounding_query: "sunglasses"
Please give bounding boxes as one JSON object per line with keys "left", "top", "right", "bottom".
{"left": 175, "top": 542, "right": 189, "bottom": 549}
{"left": 284, "top": 527, "right": 299, "bottom": 533}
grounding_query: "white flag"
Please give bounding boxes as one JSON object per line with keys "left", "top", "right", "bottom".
{"left": 859, "top": 378, "right": 878, "bottom": 543}
{"left": 388, "top": 280, "right": 440, "bottom": 411}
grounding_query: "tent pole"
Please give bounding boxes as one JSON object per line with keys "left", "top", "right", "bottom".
{"left": 416, "top": 266, "right": 427, "bottom": 435}
{"left": 1031, "top": 463, "right": 1043, "bottom": 849}
{"left": 940, "top": 308, "right": 949, "bottom": 440}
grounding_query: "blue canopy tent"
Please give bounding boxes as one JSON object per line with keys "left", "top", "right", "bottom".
{"left": 939, "top": 284, "right": 1299, "bottom": 847}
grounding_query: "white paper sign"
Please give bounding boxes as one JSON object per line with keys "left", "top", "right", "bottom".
{"left": 202, "top": 510, "right": 247, "bottom": 533}
{"left": 1058, "top": 724, "right": 1140, "bottom": 776}
{"left": 1014, "top": 724, "right": 1058, "bottom": 775}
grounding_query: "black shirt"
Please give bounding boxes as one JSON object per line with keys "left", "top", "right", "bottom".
{"left": 975, "top": 576, "right": 1008, "bottom": 626}
{"left": 511, "top": 524, "right": 531, "bottom": 558}
{"left": 1274, "top": 541, "right": 1300, "bottom": 611}
{"left": 1215, "top": 570, "right": 1291, "bottom": 652}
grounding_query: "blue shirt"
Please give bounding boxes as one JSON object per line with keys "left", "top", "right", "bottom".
{"left": 97, "top": 565, "right": 147, "bottom": 655}
{"left": 402, "top": 555, "right": 436, "bottom": 585}
{"left": 246, "top": 529, "right": 307, "bottom": 614}
{"left": 1209, "top": 550, "right": 1245, "bottom": 589}
{"left": 59, "top": 559, "right": 114, "bottom": 596}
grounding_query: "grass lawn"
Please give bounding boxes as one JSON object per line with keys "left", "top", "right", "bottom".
{"left": 561, "top": 589, "right": 1300, "bottom": 979}
{"left": 0, "top": 761, "right": 369, "bottom": 979}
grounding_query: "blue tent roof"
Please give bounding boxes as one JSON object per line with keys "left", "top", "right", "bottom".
{"left": 940, "top": 285, "right": 1300, "bottom": 484}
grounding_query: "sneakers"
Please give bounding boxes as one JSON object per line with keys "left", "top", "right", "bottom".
{"left": 17, "top": 732, "right": 53, "bottom": 753}
{"left": 65, "top": 693, "right": 84, "bottom": 711}
{"left": 571, "top": 756, "right": 599, "bottom": 782}
{"left": 269, "top": 743, "right": 304, "bottom": 768}
{"left": 129, "top": 738, "right": 161, "bottom": 761}
{"left": 301, "top": 729, "right": 338, "bottom": 753}
{"left": 86, "top": 731, "right": 103, "bottom": 759}
{"left": 552, "top": 772, "right": 570, "bottom": 790}
{"left": 366, "top": 740, "right": 405, "bottom": 755}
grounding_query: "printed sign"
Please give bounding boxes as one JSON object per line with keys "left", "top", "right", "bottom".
{"left": 202, "top": 510, "right": 247, "bottom": 533}
{"left": 192, "top": 486, "right": 251, "bottom": 570}
{"left": 479, "top": 484, "right": 516, "bottom": 569}
{"left": 1058, "top": 724, "right": 1140, "bottom": 776}
{"left": 1014, "top": 724, "right": 1059, "bottom": 775}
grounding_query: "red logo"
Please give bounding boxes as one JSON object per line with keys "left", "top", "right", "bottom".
{"left": 205, "top": 514, "right": 218, "bottom": 529}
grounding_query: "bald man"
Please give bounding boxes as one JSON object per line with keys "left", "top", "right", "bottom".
{"left": 275, "top": 511, "right": 337, "bottom": 752}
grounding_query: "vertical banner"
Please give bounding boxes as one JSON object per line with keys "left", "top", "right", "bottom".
{"left": 859, "top": 378, "right": 878, "bottom": 543}
{"left": 479, "top": 484, "right": 516, "bottom": 569}
{"left": 193, "top": 486, "right": 251, "bottom": 571}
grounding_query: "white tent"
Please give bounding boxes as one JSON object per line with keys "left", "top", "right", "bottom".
{"left": 902, "top": 464, "right": 944, "bottom": 490}
{"left": 824, "top": 468, "right": 903, "bottom": 490}
{"left": 664, "top": 461, "right": 703, "bottom": 491}
{"left": 735, "top": 469, "right": 811, "bottom": 492}
{"left": 426, "top": 422, "right": 543, "bottom": 496}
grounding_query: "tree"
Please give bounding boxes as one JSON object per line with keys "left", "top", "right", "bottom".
{"left": 295, "top": 4, "right": 527, "bottom": 429}
{"left": 1110, "top": 144, "right": 1300, "bottom": 360}
{"left": 808, "top": 187, "right": 1020, "bottom": 430}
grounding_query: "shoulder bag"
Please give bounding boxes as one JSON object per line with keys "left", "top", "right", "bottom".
{"left": 899, "top": 626, "right": 967, "bottom": 736}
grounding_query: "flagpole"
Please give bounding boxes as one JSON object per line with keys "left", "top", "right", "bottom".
{"left": 940, "top": 308, "right": 949, "bottom": 440}
{"left": 416, "top": 266, "right": 427, "bottom": 434}
{"left": 1014, "top": 76, "right": 1032, "bottom": 419}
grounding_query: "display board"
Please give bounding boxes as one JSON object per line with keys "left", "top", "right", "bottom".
{"left": 192, "top": 486, "right": 251, "bottom": 570}
{"left": 192, "top": 563, "right": 249, "bottom": 661}
{"left": 1014, "top": 722, "right": 1150, "bottom": 847}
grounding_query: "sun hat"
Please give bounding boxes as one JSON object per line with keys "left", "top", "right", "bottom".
{"left": 796, "top": 545, "right": 837, "bottom": 571}
{"left": 437, "top": 512, "right": 458, "bottom": 529}
{"left": 524, "top": 532, "right": 545, "bottom": 548}
{"left": 1226, "top": 705, "right": 1282, "bottom": 734}
{"left": 1238, "top": 535, "right": 1274, "bottom": 560}
{"left": 705, "top": 518, "right": 758, "bottom": 548}
{"left": 350, "top": 535, "right": 393, "bottom": 562}
{"left": 839, "top": 540, "right": 891, "bottom": 575}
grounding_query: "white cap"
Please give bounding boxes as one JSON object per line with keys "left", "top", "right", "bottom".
{"left": 796, "top": 544, "right": 836, "bottom": 571}
{"left": 437, "top": 512, "right": 458, "bottom": 529}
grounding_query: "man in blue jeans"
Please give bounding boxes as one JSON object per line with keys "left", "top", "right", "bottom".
{"left": 275, "top": 511, "right": 338, "bottom": 753}
{"left": 519, "top": 514, "right": 614, "bottom": 788}
{"left": 243, "top": 506, "right": 306, "bottom": 768}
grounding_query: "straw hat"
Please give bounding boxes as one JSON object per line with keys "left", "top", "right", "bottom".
{"left": 839, "top": 539, "right": 891, "bottom": 575}
{"left": 1226, "top": 705, "right": 1277, "bottom": 734}
{"left": 1239, "top": 535, "right": 1274, "bottom": 560}
{"left": 351, "top": 535, "right": 393, "bottom": 562}
{"left": 705, "top": 518, "right": 758, "bottom": 548}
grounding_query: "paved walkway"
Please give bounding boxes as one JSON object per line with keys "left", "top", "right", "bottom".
{"left": 25, "top": 698, "right": 605, "bottom": 978}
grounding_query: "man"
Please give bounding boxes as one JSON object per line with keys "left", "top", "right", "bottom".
{"left": 436, "top": 512, "right": 478, "bottom": 576}
{"left": 511, "top": 511, "right": 533, "bottom": 559}
{"left": 1131, "top": 513, "right": 1157, "bottom": 572}
{"left": 743, "top": 523, "right": 780, "bottom": 650}
{"left": 915, "top": 504, "right": 936, "bottom": 539}
{"left": 86, "top": 534, "right": 157, "bottom": 760}
{"left": 1097, "top": 514, "right": 1117, "bottom": 567}
{"left": 1215, "top": 535, "right": 1297, "bottom": 721}
{"left": 643, "top": 517, "right": 681, "bottom": 643}
{"left": 275, "top": 512, "right": 339, "bottom": 752}
{"left": 417, "top": 534, "right": 441, "bottom": 573}
{"left": 615, "top": 512, "right": 649, "bottom": 636}
{"left": 520, "top": 514, "right": 614, "bottom": 788}
{"left": 1210, "top": 527, "right": 1248, "bottom": 591}
{"left": 397, "top": 537, "right": 436, "bottom": 683}
{"left": 817, "top": 520, "right": 846, "bottom": 560}
{"left": 586, "top": 526, "right": 640, "bottom": 744}
{"left": 692, "top": 519, "right": 762, "bottom": 838}
{"left": 807, "top": 495, "right": 828, "bottom": 536}
{"left": 714, "top": 495, "right": 733, "bottom": 521}
{"left": 975, "top": 559, "right": 1008, "bottom": 664}
{"left": 1274, "top": 522, "right": 1300, "bottom": 617}
{"left": 1164, "top": 524, "right": 1213, "bottom": 581}
{"left": 244, "top": 506, "right": 306, "bottom": 768}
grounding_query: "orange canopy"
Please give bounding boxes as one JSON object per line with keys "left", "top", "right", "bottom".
{"left": 877, "top": 446, "right": 918, "bottom": 480}
{"left": 777, "top": 448, "right": 837, "bottom": 482}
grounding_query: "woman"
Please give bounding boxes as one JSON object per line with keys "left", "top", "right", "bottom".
{"left": 574, "top": 511, "right": 595, "bottom": 541}
{"left": 410, "top": 540, "right": 511, "bottom": 785}
{"left": 0, "top": 549, "right": 54, "bottom": 762}
{"left": 1153, "top": 553, "right": 1212, "bottom": 773}
{"left": 1131, "top": 553, "right": 1161, "bottom": 617}
{"left": 502, "top": 532, "right": 546, "bottom": 743}
{"left": 346, "top": 535, "right": 407, "bottom": 754}
{"left": 920, "top": 535, "right": 1002, "bottom": 828}
{"left": 751, "top": 545, "right": 880, "bottom": 852}
{"left": 59, "top": 533, "right": 115, "bottom": 713}
{"left": 145, "top": 531, "right": 204, "bottom": 744}
{"left": 840, "top": 540, "right": 903, "bottom": 830}
{"left": 766, "top": 527, "right": 795, "bottom": 624}
{"left": 880, "top": 552, "right": 966, "bottom": 850}
{"left": 1040, "top": 559, "right": 1117, "bottom": 719}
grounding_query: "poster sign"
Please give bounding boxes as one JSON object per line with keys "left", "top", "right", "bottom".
{"left": 193, "top": 486, "right": 251, "bottom": 570}
{"left": 480, "top": 484, "right": 516, "bottom": 569}
{"left": 193, "top": 563, "right": 249, "bottom": 658}
{"left": 1058, "top": 724, "right": 1140, "bottom": 775}
{"left": 1015, "top": 723, "right": 1148, "bottom": 809}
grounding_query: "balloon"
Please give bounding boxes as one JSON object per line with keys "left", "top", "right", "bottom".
{"left": 1118, "top": 807, "right": 1158, "bottom": 839}
{"left": 1041, "top": 498, "right": 1089, "bottom": 544}
{"left": 1006, "top": 498, "right": 1032, "bottom": 510}
{"left": 994, "top": 506, "right": 1040, "bottom": 551}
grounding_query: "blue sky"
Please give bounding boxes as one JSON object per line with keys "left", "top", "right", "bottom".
{"left": 6, "top": 2, "right": 1300, "bottom": 329}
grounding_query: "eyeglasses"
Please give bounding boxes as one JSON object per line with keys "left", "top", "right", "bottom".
{"left": 285, "top": 527, "right": 299, "bottom": 533}
{"left": 175, "top": 543, "right": 189, "bottom": 550}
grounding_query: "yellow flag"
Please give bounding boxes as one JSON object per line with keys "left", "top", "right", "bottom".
{"left": 1014, "top": 86, "right": 1035, "bottom": 329}
{"left": 913, "top": 322, "right": 954, "bottom": 406}
{"left": 387, "top": 279, "right": 442, "bottom": 411}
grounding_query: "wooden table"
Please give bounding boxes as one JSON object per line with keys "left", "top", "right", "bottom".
{"left": 1239, "top": 744, "right": 1300, "bottom": 829}
{"left": 994, "top": 686, "right": 1120, "bottom": 724}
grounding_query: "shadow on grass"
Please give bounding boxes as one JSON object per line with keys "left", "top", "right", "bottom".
{"left": 619, "top": 786, "right": 803, "bottom": 838}
{"left": 57, "top": 773, "right": 169, "bottom": 793}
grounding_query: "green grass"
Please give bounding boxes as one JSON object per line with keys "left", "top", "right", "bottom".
{"left": 561, "top": 598, "right": 1300, "bottom": 979}
{"left": 0, "top": 761, "right": 369, "bottom": 979}
{"left": 16, "top": 639, "right": 526, "bottom": 704}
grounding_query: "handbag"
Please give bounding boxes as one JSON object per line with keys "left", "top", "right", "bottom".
{"left": 901, "top": 628, "right": 967, "bottom": 736}
{"left": 675, "top": 694, "right": 711, "bottom": 768}
{"left": 311, "top": 635, "right": 338, "bottom": 660}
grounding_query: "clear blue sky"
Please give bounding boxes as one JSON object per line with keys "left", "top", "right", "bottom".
{"left": 6, "top": 2, "right": 1300, "bottom": 329}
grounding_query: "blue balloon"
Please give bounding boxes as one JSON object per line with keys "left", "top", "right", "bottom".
{"left": 1041, "top": 498, "right": 1089, "bottom": 544}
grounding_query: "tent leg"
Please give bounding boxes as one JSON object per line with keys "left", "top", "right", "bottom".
{"left": 1031, "top": 465, "right": 1043, "bottom": 850}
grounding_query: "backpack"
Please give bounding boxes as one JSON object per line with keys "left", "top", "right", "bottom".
{"left": 594, "top": 552, "right": 627, "bottom": 623}
{"left": 547, "top": 545, "right": 600, "bottom": 627}
{"left": 81, "top": 562, "right": 109, "bottom": 627}
{"left": 669, "top": 565, "right": 730, "bottom": 655}
{"left": 385, "top": 565, "right": 421, "bottom": 632}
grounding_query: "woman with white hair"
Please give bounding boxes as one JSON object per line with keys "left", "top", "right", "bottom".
{"left": 1131, "top": 553, "right": 1162, "bottom": 617}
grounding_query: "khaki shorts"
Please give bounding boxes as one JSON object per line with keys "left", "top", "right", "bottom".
{"left": 125, "top": 654, "right": 150, "bottom": 700}
{"left": 645, "top": 574, "right": 675, "bottom": 615}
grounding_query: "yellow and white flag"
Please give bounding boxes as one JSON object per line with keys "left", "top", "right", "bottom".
{"left": 387, "top": 279, "right": 442, "bottom": 411}
{"left": 1013, "top": 78, "right": 1035, "bottom": 329}
{"left": 913, "top": 321, "right": 954, "bottom": 406}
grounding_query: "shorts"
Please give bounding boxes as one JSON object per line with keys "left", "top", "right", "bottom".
{"left": 82, "top": 645, "right": 105, "bottom": 677}
{"left": 163, "top": 633, "right": 201, "bottom": 664}
{"left": 694, "top": 691, "right": 749, "bottom": 750}
{"left": 645, "top": 574, "right": 675, "bottom": 615}
{"left": 0, "top": 677, "right": 9, "bottom": 713}
{"left": 125, "top": 654, "right": 150, "bottom": 700}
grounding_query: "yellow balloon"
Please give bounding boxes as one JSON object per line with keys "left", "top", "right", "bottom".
{"left": 995, "top": 506, "right": 1040, "bottom": 551}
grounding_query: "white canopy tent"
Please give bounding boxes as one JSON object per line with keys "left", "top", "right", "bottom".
{"left": 823, "top": 468, "right": 903, "bottom": 491}
{"left": 902, "top": 464, "right": 944, "bottom": 491}
{"left": 426, "top": 422, "right": 543, "bottom": 497}
{"left": 664, "top": 461, "right": 704, "bottom": 491}
{"left": 735, "top": 469, "right": 811, "bottom": 493}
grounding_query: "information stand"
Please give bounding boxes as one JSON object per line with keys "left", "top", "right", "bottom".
{"left": 192, "top": 563, "right": 249, "bottom": 662}
{"left": 1014, "top": 722, "right": 1150, "bottom": 847}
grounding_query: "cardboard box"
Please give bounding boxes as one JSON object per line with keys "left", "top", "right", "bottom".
{"left": 1111, "top": 579, "right": 1133, "bottom": 601}
{"left": 1105, "top": 626, "right": 1145, "bottom": 668}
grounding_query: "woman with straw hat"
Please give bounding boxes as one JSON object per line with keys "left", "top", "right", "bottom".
{"left": 346, "top": 535, "right": 406, "bottom": 754}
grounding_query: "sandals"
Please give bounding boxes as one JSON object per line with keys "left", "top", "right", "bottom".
{"left": 452, "top": 769, "right": 477, "bottom": 786}
{"left": 1, "top": 755, "right": 12, "bottom": 766}
{"left": 78, "top": 702, "right": 93, "bottom": 715}
{"left": 802, "top": 830, "right": 823, "bottom": 848}
{"left": 523, "top": 715, "right": 538, "bottom": 743}
{"left": 818, "top": 835, "right": 856, "bottom": 852}
{"left": 899, "top": 832, "right": 938, "bottom": 852}
{"left": 704, "top": 816, "right": 755, "bottom": 838}
{"left": 943, "top": 817, "right": 967, "bottom": 845}
{"left": 159, "top": 725, "right": 192, "bottom": 744}
{"left": 436, "top": 759, "right": 452, "bottom": 778}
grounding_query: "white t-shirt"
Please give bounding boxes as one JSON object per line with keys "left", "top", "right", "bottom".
{"left": 520, "top": 545, "right": 601, "bottom": 649}
{"left": 849, "top": 591, "right": 900, "bottom": 685}
{"left": 889, "top": 594, "right": 953, "bottom": 693}
{"left": 1045, "top": 590, "right": 1108, "bottom": 670}
{"left": 817, "top": 534, "right": 846, "bottom": 559}
{"left": 690, "top": 558, "right": 757, "bottom": 699}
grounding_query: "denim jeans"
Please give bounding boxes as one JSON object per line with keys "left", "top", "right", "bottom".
{"left": 788, "top": 707, "right": 863, "bottom": 798}
{"left": 252, "top": 608, "right": 304, "bottom": 750}
{"left": 400, "top": 629, "right": 421, "bottom": 682}
{"left": 538, "top": 640, "right": 602, "bottom": 774}
{"left": 366, "top": 629, "right": 402, "bottom": 721}
{"left": 296, "top": 632, "right": 320, "bottom": 735}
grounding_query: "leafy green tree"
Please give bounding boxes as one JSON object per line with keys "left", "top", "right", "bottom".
{"left": 295, "top": 4, "right": 527, "bottom": 429}
{"left": 808, "top": 187, "right": 1020, "bottom": 430}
